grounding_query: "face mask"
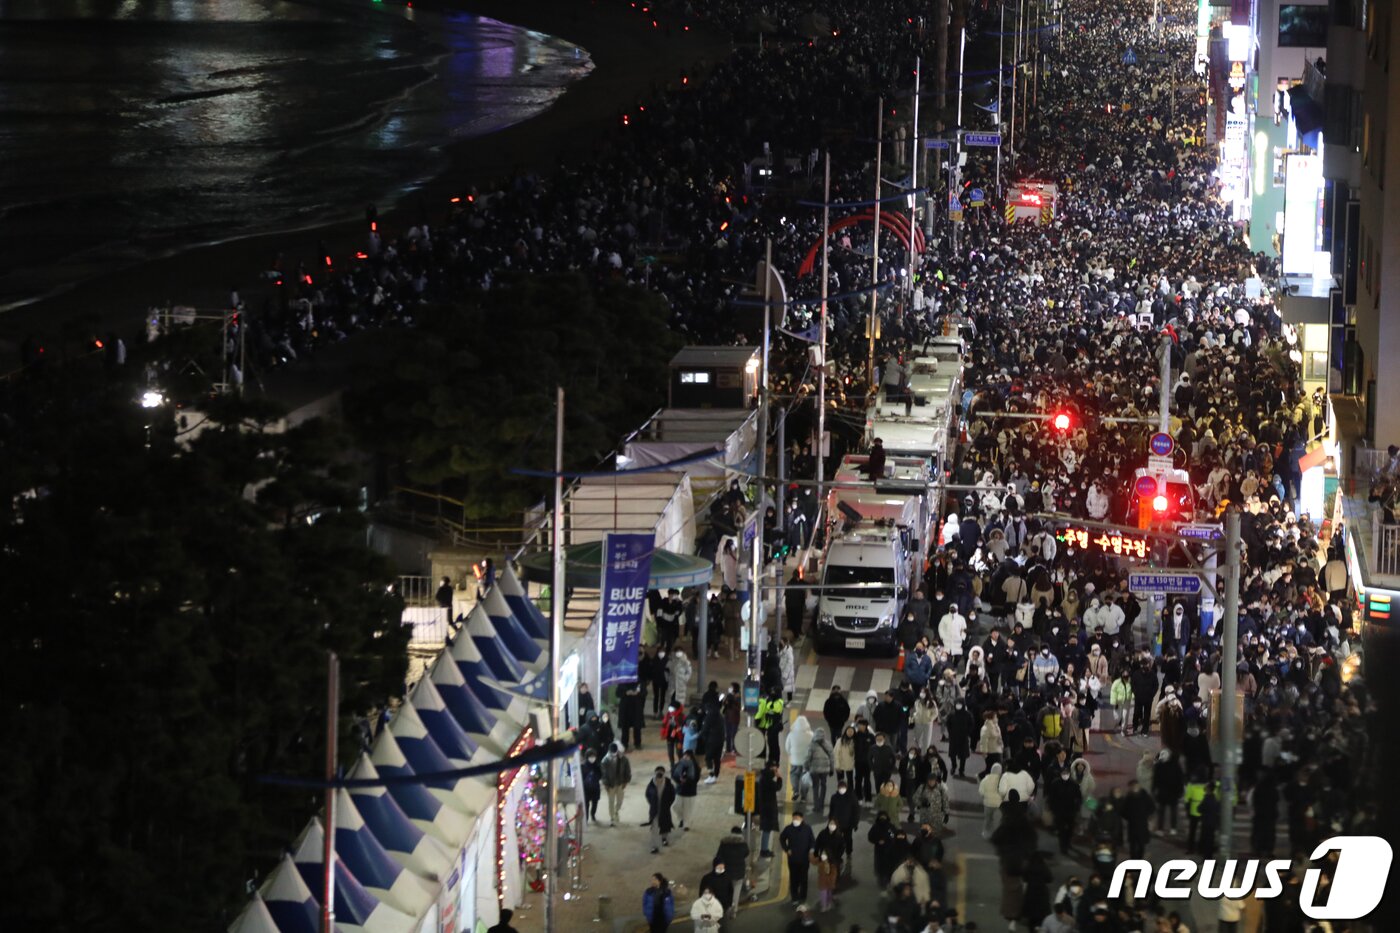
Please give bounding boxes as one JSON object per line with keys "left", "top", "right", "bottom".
{"left": 829, "top": 822, "right": 838, "bottom": 831}
{"left": 715, "top": 865, "right": 725, "bottom": 874}
{"left": 838, "top": 787, "right": 848, "bottom": 794}
{"left": 793, "top": 818, "right": 803, "bottom": 826}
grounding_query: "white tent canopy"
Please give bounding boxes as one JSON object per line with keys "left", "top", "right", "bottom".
{"left": 567, "top": 470, "right": 696, "bottom": 556}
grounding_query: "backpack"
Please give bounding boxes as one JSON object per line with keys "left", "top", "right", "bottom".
{"left": 1042, "top": 709, "right": 1063, "bottom": 738}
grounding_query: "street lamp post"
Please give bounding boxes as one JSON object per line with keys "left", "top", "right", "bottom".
{"left": 866, "top": 99, "right": 883, "bottom": 395}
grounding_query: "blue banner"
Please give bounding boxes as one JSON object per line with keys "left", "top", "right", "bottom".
{"left": 599, "top": 533, "right": 654, "bottom": 687}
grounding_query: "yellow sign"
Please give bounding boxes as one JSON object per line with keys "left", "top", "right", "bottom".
{"left": 743, "top": 771, "right": 756, "bottom": 813}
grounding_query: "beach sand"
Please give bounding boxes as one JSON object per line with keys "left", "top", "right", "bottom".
{"left": 0, "top": 0, "right": 726, "bottom": 372}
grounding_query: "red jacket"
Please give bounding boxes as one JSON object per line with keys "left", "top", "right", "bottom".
{"left": 661, "top": 706, "right": 686, "bottom": 740}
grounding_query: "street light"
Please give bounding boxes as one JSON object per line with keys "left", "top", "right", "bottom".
{"left": 140, "top": 389, "right": 165, "bottom": 409}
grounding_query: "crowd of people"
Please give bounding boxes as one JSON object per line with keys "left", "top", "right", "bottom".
{"left": 114, "top": 0, "right": 1376, "bottom": 927}
{"left": 536, "top": 0, "right": 1384, "bottom": 930}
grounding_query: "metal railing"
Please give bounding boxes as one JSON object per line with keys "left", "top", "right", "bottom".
{"left": 396, "top": 575, "right": 452, "bottom": 649}
{"left": 1375, "top": 519, "right": 1400, "bottom": 577}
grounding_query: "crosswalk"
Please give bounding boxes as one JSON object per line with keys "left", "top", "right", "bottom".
{"left": 791, "top": 658, "right": 899, "bottom": 716}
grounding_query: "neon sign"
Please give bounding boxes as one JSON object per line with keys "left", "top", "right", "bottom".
{"left": 1054, "top": 527, "right": 1150, "bottom": 559}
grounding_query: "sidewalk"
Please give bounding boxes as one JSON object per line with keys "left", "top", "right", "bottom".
{"left": 514, "top": 653, "right": 794, "bottom": 933}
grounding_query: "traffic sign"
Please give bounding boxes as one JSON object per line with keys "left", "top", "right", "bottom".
{"left": 1122, "top": 48, "right": 1138, "bottom": 65}
{"left": 969, "top": 187, "right": 986, "bottom": 207}
{"left": 1149, "top": 432, "right": 1175, "bottom": 456}
{"left": 924, "top": 138, "right": 951, "bottom": 150}
{"left": 734, "top": 726, "right": 766, "bottom": 772}
{"left": 963, "top": 132, "right": 1001, "bottom": 147}
{"left": 742, "top": 771, "right": 756, "bottom": 813}
{"left": 1134, "top": 475, "right": 1159, "bottom": 497}
{"left": 1128, "top": 570, "right": 1202, "bottom": 595}
{"left": 1178, "top": 524, "right": 1223, "bottom": 541}
{"left": 1148, "top": 454, "right": 1174, "bottom": 473}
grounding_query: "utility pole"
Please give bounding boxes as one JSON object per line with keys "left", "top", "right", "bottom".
{"left": 997, "top": 1, "right": 1005, "bottom": 193}
{"left": 952, "top": 28, "right": 966, "bottom": 258}
{"left": 818, "top": 153, "right": 830, "bottom": 497}
{"left": 321, "top": 651, "right": 339, "bottom": 933}
{"left": 1009, "top": 0, "right": 1020, "bottom": 168}
{"left": 1218, "top": 509, "right": 1242, "bottom": 857}
{"left": 906, "top": 56, "right": 921, "bottom": 317}
{"left": 544, "top": 386, "right": 565, "bottom": 933}
{"left": 1150, "top": 335, "right": 1172, "bottom": 654}
{"left": 867, "top": 99, "right": 883, "bottom": 395}
{"left": 749, "top": 239, "right": 774, "bottom": 687}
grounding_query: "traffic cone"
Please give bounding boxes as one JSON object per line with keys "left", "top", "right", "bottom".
{"left": 896, "top": 645, "right": 905, "bottom": 672}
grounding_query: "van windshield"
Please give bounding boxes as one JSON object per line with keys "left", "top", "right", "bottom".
{"left": 823, "top": 564, "right": 896, "bottom": 599}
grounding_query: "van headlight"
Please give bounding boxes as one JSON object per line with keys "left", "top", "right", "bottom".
{"left": 877, "top": 615, "right": 894, "bottom": 629}
{"left": 819, "top": 612, "right": 835, "bottom": 628}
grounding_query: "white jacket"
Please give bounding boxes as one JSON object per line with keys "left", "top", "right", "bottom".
{"left": 691, "top": 893, "right": 725, "bottom": 932}
{"left": 938, "top": 611, "right": 967, "bottom": 655}
{"left": 999, "top": 768, "right": 1036, "bottom": 802}
{"left": 979, "top": 764, "right": 1005, "bottom": 807}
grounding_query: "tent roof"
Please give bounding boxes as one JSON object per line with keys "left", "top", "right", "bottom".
{"left": 496, "top": 564, "right": 549, "bottom": 641}
{"left": 669, "top": 345, "right": 758, "bottom": 368}
{"left": 517, "top": 541, "right": 713, "bottom": 589}
{"left": 228, "top": 893, "right": 284, "bottom": 933}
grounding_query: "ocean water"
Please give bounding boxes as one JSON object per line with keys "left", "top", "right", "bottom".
{"left": 0, "top": 0, "right": 592, "bottom": 310}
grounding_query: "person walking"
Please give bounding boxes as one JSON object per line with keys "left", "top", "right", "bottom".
{"left": 601, "top": 742, "right": 632, "bottom": 826}
{"left": 912, "top": 773, "right": 951, "bottom": 835}
{"left": 834, "top": 725, "right": 857, "bottom": 792}
{"left": 1130, "top": 660, "right": 1158, "bottom": 736}
{"left": 673, "top": 750, "right": 700, "bottom": 830}
{"left": 779, "top": 810, "right": 816, "bottom": 904}
{"left": 757, "top": 687, "right": 786, "bottom": 762}
{"left": 1123, "top": 778, "right": 1155, "bottom": 859}
{"left": 1110, "top": 670, "right": 1133, "bottom": 734}
{"left": 619, "top": 680, "right": 645, "bottom": 750}
{"left": 979, "top": 762, "right": 1005, "bottom": 838}
{"left": 807, "top": 726, "right": 835, "bottom": 812}
{"left": 661, "top": 702, "right": 686, "bottom": 766}
{"left": 786, "top": 716, "right": 814, "bottom": 804}
{"left": 757, "top": 759, "right": 784, "bottom": 856}
{"left": 1153, "top": 750, "right": 1185, "bottom": 837}
{"left": 827, "top": 778, "right": 859, "bottom": 872}
{"left": 821, "top": 682, "right": 852, "bottom": 739}
{"left": 643, "top": 873, "right": 675, "bottom": 933}
{"left": 581, "top": 748, "right": 602, "bottom": 823}
{"left": 870, "top": 731, "right": 897, "bottom": 793}
{"left": 972, "top": 707, "right": 1000, "bottom": 778}
{"left": 644, "top": 767, "right": 677, "bottom": 853}
{"left": 1047, "top": 768, "right": 1083, "bottom": 855}
{"left": 689, "top": 885, "right": 725, "bottom": 933}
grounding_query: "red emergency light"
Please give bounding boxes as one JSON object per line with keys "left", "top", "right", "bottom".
{"left": 1153, "top": 494, "right": 1169, "bottom": 513}
{"left": 1021, "top": 192, "right": 1042, "bottom": 205}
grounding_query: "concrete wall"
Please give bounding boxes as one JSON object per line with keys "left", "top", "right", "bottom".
{"left": 1357, "top": 0, "right": 1400, "bottom": 445}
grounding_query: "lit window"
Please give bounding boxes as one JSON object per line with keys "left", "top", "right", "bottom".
{"left": 680, "top": 371, "right": 711, "bottom": 384}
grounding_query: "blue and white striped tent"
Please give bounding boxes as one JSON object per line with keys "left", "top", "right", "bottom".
{"left": 337, "top": 785, "right": 455, "bottom": 881}
{"left": 407, "top": 675, "right": 487, "bottom": 762}
{"left": 496, "top": 563, "right": 549, "bottom": 641}
{"left": 448, "top": 628, "right": 531, "bottom": 722}
{"left": 350, "top": 752, "right": 471, "bottom": 849}
{"left": 461, "top": 605, "right": 527, "bottom": 683}
{"left": 228, "top": 892, "right": 282, "bottom": 933}
{"left": 294, "top": 816, "right": 434, "bottom": 920}
{"left": 428, "top": 652, "right": 520, "bottom": 754}
{"left": 385, "top": 702, "right": 494, "bottom": 816}
{"left": 481, "top": 584, "right": 547, "bottom": 664}
{"left": 258, "top": 854, "right": 320, "bottom": 933}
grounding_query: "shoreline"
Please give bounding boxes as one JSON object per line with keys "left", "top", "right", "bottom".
{"left": 0, "top": 0, "right": 727, "bottom": 369}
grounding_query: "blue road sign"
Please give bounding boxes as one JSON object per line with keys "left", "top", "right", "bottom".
{"left": 1129, "top": 571, "right": 1202, "bottom": 595}
{"left": 969, "top": 187, "right": 986, "bottom": 206}
{"left": 964, "top": 132, "right": 1002, "bottom": 147}
{"left": 1123, "top": 48, "right": 1138, "bottom": 65}
{"left": 1149, "top": 432, "right": 1175, "bottom": 456}
{"left": 924, "top": 138, "right": 951, "bottom": 150}
{"left": 1178, "top": 524, "right": 1223, "bottom": 541}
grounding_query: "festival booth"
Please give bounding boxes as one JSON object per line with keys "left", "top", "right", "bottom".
{"left": 231, "top": 573, "right": 560, "bottom": 933}
{"left": 566, "top": 471, "right": 697, "bottom": 557}
{"left": 619, "top": 408, "right": 758, "bottom": 508}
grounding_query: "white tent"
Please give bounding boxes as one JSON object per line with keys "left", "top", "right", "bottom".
{"left": 228, "top": 893, "right": 282, "bottom": 933}
{"left": 567, "top": 470, "right": 696, "bottom": 556}
{"left": 621, "top": 408, "right": 757, "bottom": 505}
